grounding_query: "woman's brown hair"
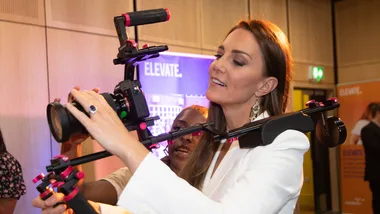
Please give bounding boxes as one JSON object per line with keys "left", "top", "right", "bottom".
{"left": 179, "top": 19, "right": 293, "bottom": 189}
{"left": 359, "top": 102, "right": 378, "bottom": 120}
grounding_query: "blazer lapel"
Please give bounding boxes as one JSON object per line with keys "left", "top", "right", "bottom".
{"left": 202, "top": 139, "right": 249, "bottom": 197}
{"left": 203, "top": 111, "right": 269, "bottom": 197}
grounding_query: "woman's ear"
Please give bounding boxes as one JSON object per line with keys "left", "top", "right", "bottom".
{"left": 255, "top": 77, "right": 278, "bottom": 97}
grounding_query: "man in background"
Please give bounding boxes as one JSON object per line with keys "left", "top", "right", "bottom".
{"left": 361, "top": 103, "right": 380, "bottom": 214}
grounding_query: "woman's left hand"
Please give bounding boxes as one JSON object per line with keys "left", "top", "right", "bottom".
{"left": 66, "top": 88, "right": 149, "bottom": 171}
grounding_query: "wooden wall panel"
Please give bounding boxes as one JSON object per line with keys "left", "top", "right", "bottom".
{"left": 289, "top": 0, "right": 334, "bottom": 86}
{"left": 140, "top": 40, "right": 203, "bottom": 55}
{"left": 0, "top": 21, "right": 49, "bottom": 214}
{"left": 45, "top": 0, "right": 134, "bottom": 37}
{"left": 338, "top": 63, "right": 380, "bottom": 84}
{"left": 46, "top": 28, "right": 127, "bottom": 181}
{"left": 0, "top": 0, "right": 45, "bottom": 25}
{"left": 201, "top": 49, "right": 216, "bottom": 56}
{"left": 250, "top": 0, "right": 288, "bottom": 37}
{"left": 289, "top": 0, "right": 333, "bottom": 65}
{"left": 335, "top": 0, "right": 380, "bottom": 83}
{"left": 201, "top": 0, "right": 249, "bottom": 51}
{"left": 136, "top": 0, "right": 202, "bottom": 49}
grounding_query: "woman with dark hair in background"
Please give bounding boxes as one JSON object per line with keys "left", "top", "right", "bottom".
{"left": 350, "top": 102, "right": 378, "bottom": 145}
{"left": 0, "top": 128, "right": 26, "bottom": 214}
{"left": 33, "top": 18, "right": 310, "bottom": 214}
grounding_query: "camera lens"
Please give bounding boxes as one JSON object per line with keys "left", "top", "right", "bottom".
{"left": 49, "top": 107, "right": 63, "bottom": 140}
{"left": 47, "top": 101, "right": 88, "bottom": 142}
{"left": 46, "top": 93, "right": 122, "bottom": 143}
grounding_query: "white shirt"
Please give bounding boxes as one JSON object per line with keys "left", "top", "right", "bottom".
{"left": 99, "top": 112, "right": 310, "bottom": 214}
{"left": 351, "top": 119, "right": 370, "bottom": 145}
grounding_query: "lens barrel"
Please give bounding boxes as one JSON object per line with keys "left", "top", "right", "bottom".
{"left": 46, "top": 93, "right": 120, "bottom": 143}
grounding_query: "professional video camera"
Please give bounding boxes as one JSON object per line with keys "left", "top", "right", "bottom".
{"left": 34, "top": 8, "right": 348, "bottom": 214}
{"left": 46, "top": 8, "right": 170, "bottom": 143}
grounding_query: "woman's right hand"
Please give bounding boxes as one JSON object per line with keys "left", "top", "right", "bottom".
{"left": 32, "top": 193, "right": 101, "bottom": 214}
{"left": 53, "top": 86, "right": 100, "bottom": 145}
{"left": 32, "top": 193, "right": 73, "bottom": 214}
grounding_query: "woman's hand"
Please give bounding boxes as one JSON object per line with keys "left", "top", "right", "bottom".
{"left": 65, "top": 88, "right": 149, "bottom": 173}
{"left": 53, "top": 86, "right": 100, "bottom": 145}
{"left": 32, "top": 193, "right": 72, "bottom": 214}
{"left": 32, "top": 193, "right": 101, "bottom": 214}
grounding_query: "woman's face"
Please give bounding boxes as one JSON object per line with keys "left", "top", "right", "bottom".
{"left": 168, "top": 108, "right": 206, "bottom": 171}
{"left": 206, "top": 28, "right": 266, "bottom": 107}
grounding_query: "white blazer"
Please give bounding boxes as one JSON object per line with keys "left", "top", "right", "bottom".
{"left": 99, "top": 112, "right": 310, "bottom": 214}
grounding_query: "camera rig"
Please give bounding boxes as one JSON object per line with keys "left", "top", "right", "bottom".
{"left": 33, "top": 8, "right": 347, "bottom": 214}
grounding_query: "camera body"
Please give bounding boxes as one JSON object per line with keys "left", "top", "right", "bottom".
{"left": 47, "top": 79, "right": 157, "bottom": 143}
{"left": 113, "top": 79, "right": 149, "bottom": 122}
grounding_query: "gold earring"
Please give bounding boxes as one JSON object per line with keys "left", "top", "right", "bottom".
{"left": 249, "top": 100, "right": 260, "bottom": 122}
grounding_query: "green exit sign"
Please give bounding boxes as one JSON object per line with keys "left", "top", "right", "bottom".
{"left": 309, "top": 66, "right": 324, "bottom": 82}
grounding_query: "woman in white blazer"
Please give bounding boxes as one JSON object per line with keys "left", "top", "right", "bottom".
{"left": 33, "top": 19, "right": 310, "bottom": 214}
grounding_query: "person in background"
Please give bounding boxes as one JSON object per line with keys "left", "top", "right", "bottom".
{"left": 33, "top": 18, "right": 310, "bottom": 214}
{"left": 0, "top": 127, "right": 26, "bottom": 214}
{"left": 102, "top": 104, "right": 208, "bottom": 201}
{"left": 52, "top": 90, "right": 208, "bottom": 205}
{"left": 350, "top": 102, "right": 378, "bottom": 145}
{"left": 361, "top": 104, "right": 380, "bottom": 214}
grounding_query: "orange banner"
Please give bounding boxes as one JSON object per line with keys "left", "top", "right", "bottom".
{"left": 338, "top": 80, "right": 380, "bottom": 214}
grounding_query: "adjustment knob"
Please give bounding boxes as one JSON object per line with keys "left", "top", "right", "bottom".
{"left": 305, "top": 100, "right": 317, "bottom": 108}
{"left": 75, "top": 171, "right": 85, "bottom": 180}
{"left": 52, "top": 181, "right": 64, "bottom": 188}
{"left": 32, "top": 173, "right": 45, "bottom": 183}
{"left": 52, "top": 155, "right": 69, "bottom": 162}
{"left": 126, "top": 39, "right": 138, "bottom": 48}
{"left": 139, "top": 122, "right": 147, "bottom": 130}
{"left": 148, "top": 143, "right": 159, "bottom": 149}
{"left": 323, "top": 97, "right": 339, "bottom": 106}
{"left": 143, "top": 44, "right": 149, "bottom": 49}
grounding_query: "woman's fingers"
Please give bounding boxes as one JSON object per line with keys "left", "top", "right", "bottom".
{"left": 83, "top": 90, "right": 103, "bottom": 103}
{"left": 32, "top": 196, "right": 47, "bottom": 209}
{"left": 92, "top": 87, "right": 100, "bottom": 93}
{"left": 69, "top": 89, "right": 95, "bottom": 114}
{"left": 45, "top": 193, "right": 66, "bottom": 207}
{"left": 85, "top": 90, "right": 115, "bottom": 114}
{"left": 74, "top": 90, "right": 116, "bottom": 118}
{"left": 41, "top": 204, "right": 67, "bottom": 214}
{"left": 32, "top": 193, "right": 64, "bottom": 209}
{"left": 66, "top": 102, "right": 94, "bottom": 130}
{"left": 67, "top": 86, "right": 81, "bottom": 102}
